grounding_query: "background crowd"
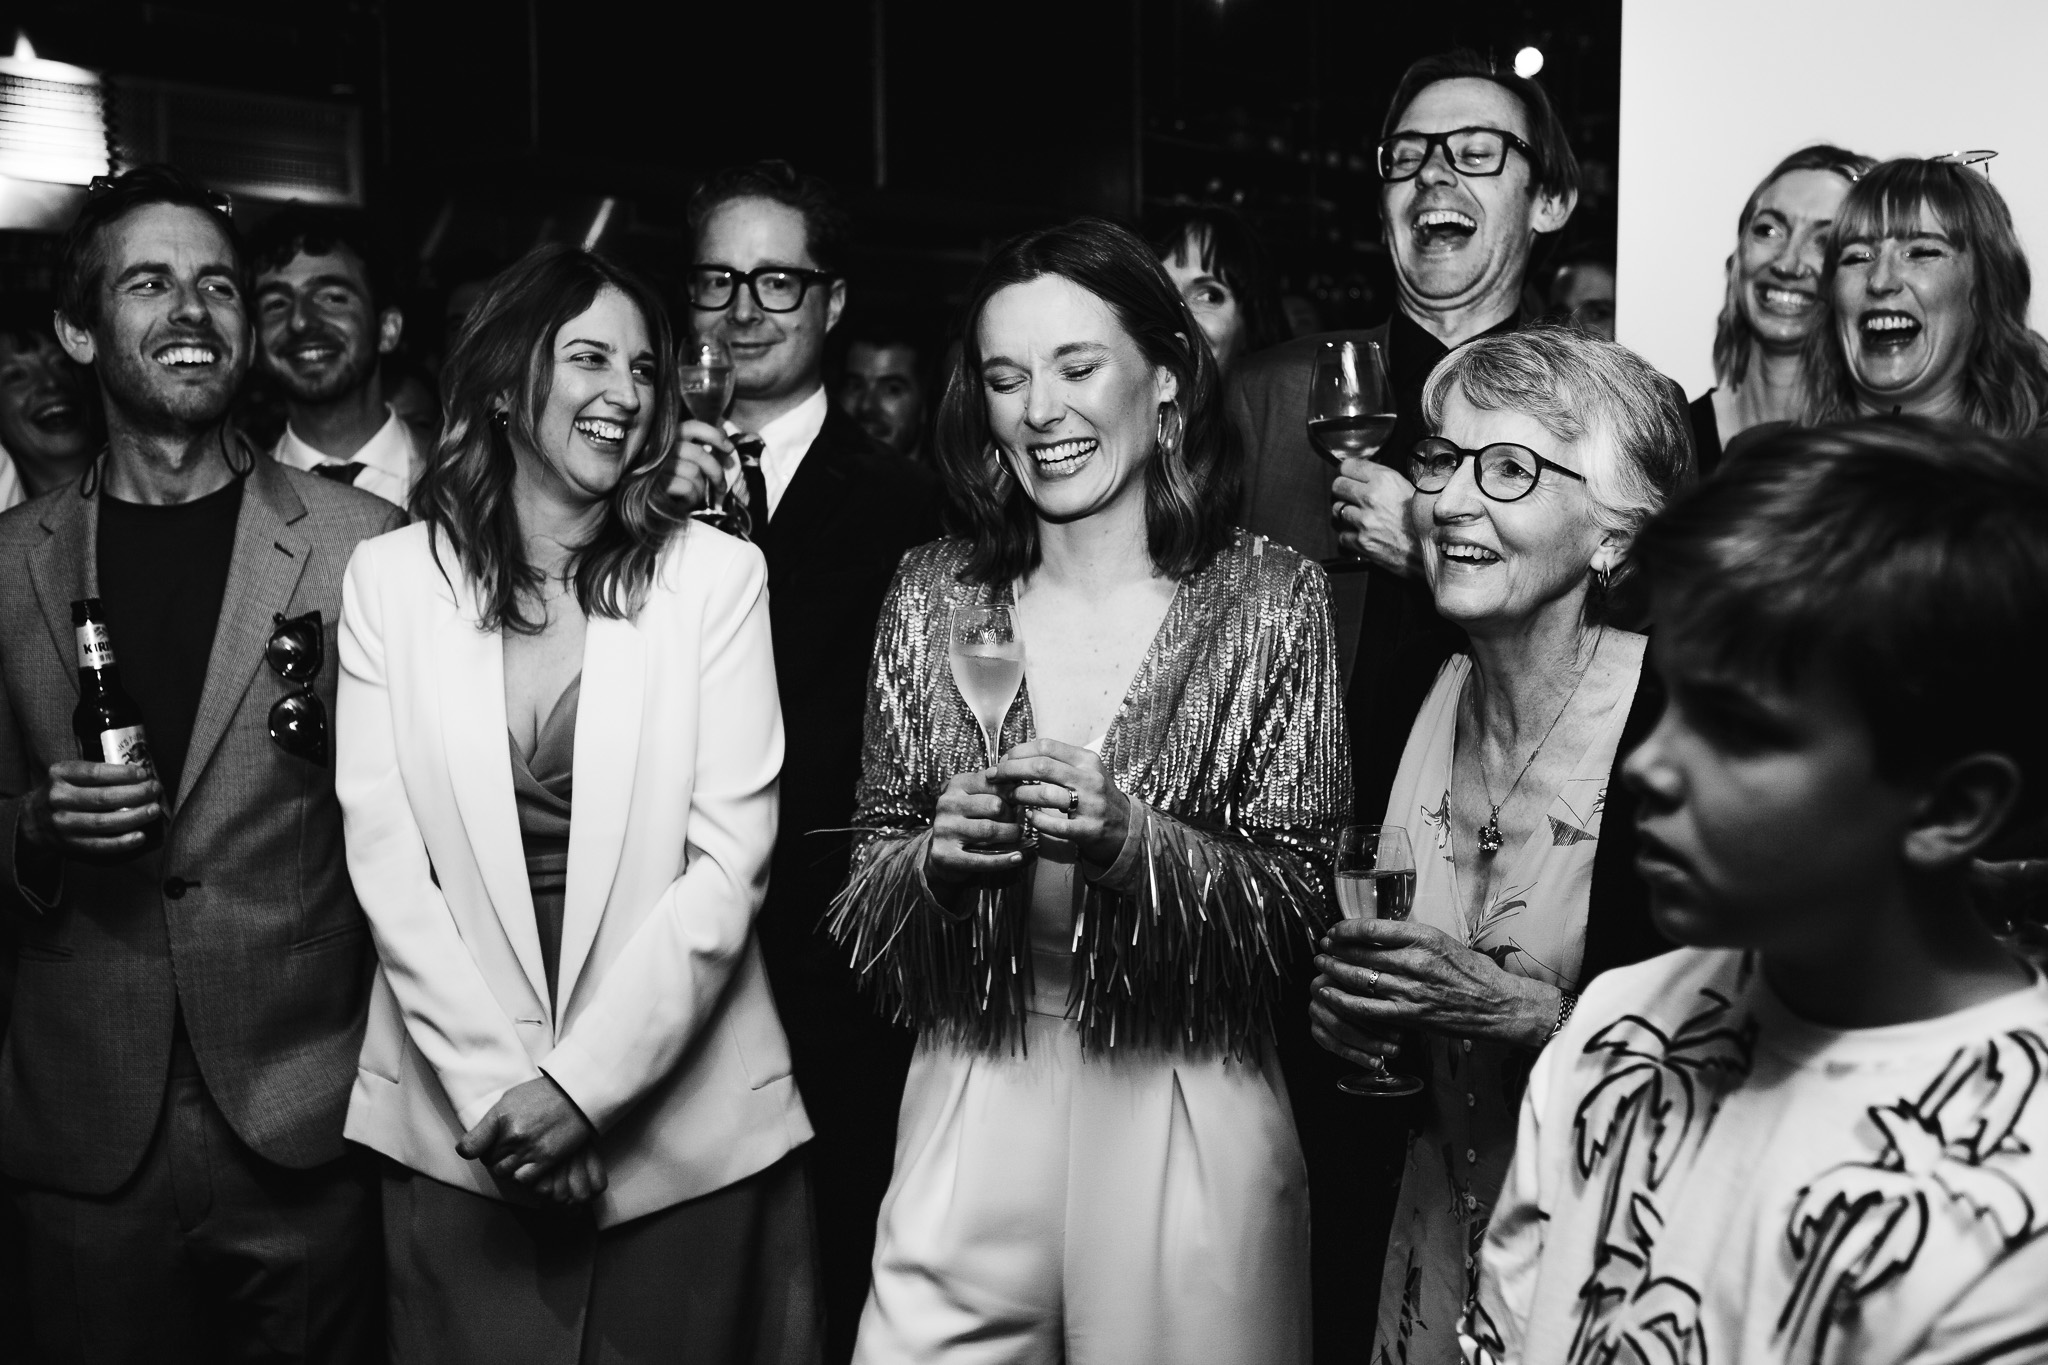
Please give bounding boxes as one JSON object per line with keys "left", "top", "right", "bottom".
{"left": 0, "top": 16, "right": 2046, "bottom": 1365}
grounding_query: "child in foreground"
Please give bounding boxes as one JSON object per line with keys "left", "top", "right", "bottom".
{"left": 1464, "top": 418, "right": 2048, "bottom": 1365}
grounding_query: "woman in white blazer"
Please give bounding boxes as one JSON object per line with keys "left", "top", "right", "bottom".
{"left": 336, "top": 244, "right": 817, "bottom": 1364}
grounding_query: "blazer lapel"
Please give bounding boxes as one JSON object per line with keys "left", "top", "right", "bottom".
{"left": 176, "top": 463, "right": 309, "bottom": 809}
{"left": 27, "top": 489, "right": 96, "bottom": 697}
{"left": 436, "top": 583, "right": 552, "bottom": 1012}
{"left": 552, "top": 612, "right": 643, "bottom": 1022}
{"left": 759, "top": 412, "right": 856, "bottom": 571}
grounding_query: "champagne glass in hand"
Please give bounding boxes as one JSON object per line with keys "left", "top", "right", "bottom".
{"left": 679, "top": 337, "right": 740, "bottom": 530}
{"left": 948, "top": 605, "right": 1026, "bottom": 853}
{"left": 1307, "top": 339, "right": 1395, "bottom": 466}
{"left": 1333, "top": 823, "right": 1423, "bottom": 1097}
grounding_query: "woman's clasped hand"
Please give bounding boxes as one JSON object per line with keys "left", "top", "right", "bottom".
{"left": 1310, "top": 917, "right": 1563, "bottom": 1070}
{"left": 454, "top": 1075, "right": 607, "bottom": 1206}
{"left": 925, "top": 738, "right": 1133, "bottom": 885}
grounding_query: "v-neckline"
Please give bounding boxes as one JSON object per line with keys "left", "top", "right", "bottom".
{"left": 1002, "top": 569, "right": 1187, "bottom": 759}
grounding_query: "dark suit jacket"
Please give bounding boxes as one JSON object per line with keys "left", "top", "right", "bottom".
{"left": 1231, "top": 326, "right": 1387, "bottom": 686}
{"left": 0, "top": 458, "right": 404, "bottom": 1193}
{"left": 753, "top": 407, "right": 944, "bottom": 1050}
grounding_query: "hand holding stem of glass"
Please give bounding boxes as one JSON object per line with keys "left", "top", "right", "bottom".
{"left": 1333, "top": 823, "right": 1423, "bottom": 1098}
{"left": 1307, "top": 338, "right": 1396, "bottom": 466}
{"left": 679, "top": 336, "right": 739, "bottom": 527}
{"left": 948, "top": 604, "right": 1026, "bottom": 852}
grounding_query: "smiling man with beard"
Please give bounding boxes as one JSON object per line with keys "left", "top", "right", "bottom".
{"left": 250, "top": 205, "right": 423, "bottom": 508}
{"left": 1226, "top": 49, "right": 1581, "bottom": 1365}
{"left": 0, "top": 164, "right": 401, "bottom": 1363}
{"left": 0, "top": 293, "right": 100, "bottom": 508}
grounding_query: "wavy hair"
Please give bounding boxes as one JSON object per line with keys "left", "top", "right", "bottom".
{"left": 1710, "top": 144, "right": 1874, "bottom": 389}
{"left": 410, "top": 244, "right": 682, "bottom": 634}
{"left": 1802, "top": 159, "right": 2048, "bottom": 438}
{"left": 933, "top": 217, "right": 1239, "bottom": 586}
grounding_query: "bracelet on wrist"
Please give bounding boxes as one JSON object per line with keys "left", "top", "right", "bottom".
{"left": 1545, "top": 990, "right": 1580, "bottom": 1044}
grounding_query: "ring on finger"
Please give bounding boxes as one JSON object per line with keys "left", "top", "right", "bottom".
{"left": 1365, "top": 968, "right": 1381, "bottom": 992}
{"left": 1066, "top": 787, "right": 1080, "bottom": 817}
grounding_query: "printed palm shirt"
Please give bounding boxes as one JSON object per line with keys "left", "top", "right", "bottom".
{"left": 1467, "top": 947, "right": 2048, "bottom": 1365}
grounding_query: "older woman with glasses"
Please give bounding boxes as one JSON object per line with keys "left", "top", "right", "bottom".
{"left": 1310, "top": 326, "right": 1691, "bottom": 1365}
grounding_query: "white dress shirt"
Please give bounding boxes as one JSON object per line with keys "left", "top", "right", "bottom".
{"left": 728, "top": 384, "right": 827, "bottom": 522}
{"left": 0, "top": 447, "right": 24, "bottom": 513}
{"left": 274, "top": 406, "right": 424, "bottom": 510}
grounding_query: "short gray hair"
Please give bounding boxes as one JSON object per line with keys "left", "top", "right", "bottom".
{"left": 1419, "top": 326, "right": 1694, "bottom": 565}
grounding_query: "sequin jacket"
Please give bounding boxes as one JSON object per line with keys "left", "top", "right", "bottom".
{"left": 827, "top": 530, "right": 1352, "bottom": 1058}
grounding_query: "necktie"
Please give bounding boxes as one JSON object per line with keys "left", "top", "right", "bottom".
{"left": 311, "top": 462, "right": 366, "bottom": 487}
{"left": 734, "top": 435, "right": 769, "bottom": 542}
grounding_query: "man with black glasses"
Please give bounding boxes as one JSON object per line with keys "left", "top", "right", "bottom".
{"left": 0, "top": 165, "right": 401, "bottom": 1363}
{"left": 683, "top": 160, "right": 942, "bottom": 1365}
{"left": 1229, "top": 50, "right": 1580, "bottom": 1365}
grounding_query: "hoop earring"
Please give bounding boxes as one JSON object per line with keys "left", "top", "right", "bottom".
{"left": 986, "top": 442, "right": 1015, "bottom": 495}
{"left": 1155, "top": 402, "right": 1185, "bottom": 460}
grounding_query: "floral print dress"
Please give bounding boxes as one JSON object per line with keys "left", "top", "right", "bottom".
{"left": 1373, "top": 653, "right": 1637, "bottom": 1365}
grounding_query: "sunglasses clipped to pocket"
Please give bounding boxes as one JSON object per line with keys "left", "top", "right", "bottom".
{"left": 267, "top": 611, "right": 328, "bottom": 766}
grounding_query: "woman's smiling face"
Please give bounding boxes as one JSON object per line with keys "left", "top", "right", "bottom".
{"left": 523, "top": 285, "right": 657, "bottom": 504}
{"left": 1832, "top": 208, "right": 1976, "bottom": 414}
{"left": 977, "top": 273, "right": 1178, "bottom": 525}
{"left": 1736, "top": 168, "right": 1853, "bottom": 350}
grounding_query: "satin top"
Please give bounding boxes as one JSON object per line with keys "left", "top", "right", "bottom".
{"left": 509, "top": 673, "right": 579, "bottom": 1002}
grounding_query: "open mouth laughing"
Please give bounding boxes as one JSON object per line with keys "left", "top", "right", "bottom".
{"left": 1027, "top": 436, "right": 1096, "bottom": 478}
{"left": 1411, "top": 206, "right": 1478, "bottom": 250}
{"left": 1436, "top": 537, "right": 1501, "bottom": 568}
{"left": 1755, "top": 284, "right": 1818, "bottom": 318}
{"left": 25, "top": 396, "right": 81, "bottom": 432}
{"left": 154, "top": 341, "right": 221, "bottom": 372}
{"left": 574, "top": 416, "right": 631, "bottom": 451}
{"left": 1858, "top": 309, "right": 1922, "bottom": 351}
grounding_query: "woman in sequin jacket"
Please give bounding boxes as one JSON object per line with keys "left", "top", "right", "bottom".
{"left": 828, "top": 219, "right": 1350, "bottom": 1365}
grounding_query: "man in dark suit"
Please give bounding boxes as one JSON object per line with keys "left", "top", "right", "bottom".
{"left": 684, "top": 161, "right": 944, "bottom": 1364}
{"left": 0, "top": 167, "right": 402, "bottom": 1362}
{"left": 1229, "top": 52, "right": 1579, "bottom": 1363}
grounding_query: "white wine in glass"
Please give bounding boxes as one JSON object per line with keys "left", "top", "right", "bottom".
{"left": 1334, "top": 823, "right": 1423, "bottom": 1098}
{"left": 948, "top": 604, "right": 1025, "bottom": 855}
{"left": 679, "top": 337, "right": 741, "bottom": 532}
{"left": 1307, "top": 339, "right": 1397, "bottom": 466}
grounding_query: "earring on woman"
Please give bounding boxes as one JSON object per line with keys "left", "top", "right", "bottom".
{"left": 1155, "top": 402, "right": 1185, "bottom": 460}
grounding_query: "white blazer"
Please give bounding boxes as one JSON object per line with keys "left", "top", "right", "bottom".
{"left": 336, "top": 521, "right": 810, "bottom": 1227}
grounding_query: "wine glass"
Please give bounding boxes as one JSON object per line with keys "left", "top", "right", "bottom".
{"left": 1332, "top": 823, "right": 1423, "bottom": 1098}
{"left": 679, "top": 336, "right": 741, "bottom": 531}
{"left": 1306, "top": 339, "right": 1395, "bottom": 467}
{"left": 948, "top": 604, "right": 1026, "bottom": 854}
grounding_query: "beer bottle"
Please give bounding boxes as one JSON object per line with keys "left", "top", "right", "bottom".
{"left": 71, "top": 597, "right": 163, "bottom": 852}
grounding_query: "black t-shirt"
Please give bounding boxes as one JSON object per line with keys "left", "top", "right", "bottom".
{"left": 96, "top": 476, "right": 245, "bottom": 798}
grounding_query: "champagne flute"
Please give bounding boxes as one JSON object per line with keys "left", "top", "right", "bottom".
{"left": 679, "top": 336, "right": 741, "bottom": 532}
{"left": 948, "top": 605, "right": 1026, "bottom": 854}
{"left": 1332, "top": 823, "right": 1423, "bottom": 1098}
{"left": 1306, "top": 339, "right": 1396, "bottom": 466}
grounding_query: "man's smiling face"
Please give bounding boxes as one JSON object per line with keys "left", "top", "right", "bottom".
{"left": 253, "top": 244, "right": 391, "bottom": 406}
{"left": 71, "top": 203, "right": 248, "bottom": 433}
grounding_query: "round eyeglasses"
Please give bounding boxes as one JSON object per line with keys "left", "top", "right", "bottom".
{"left": 1377, "top": 126, "right": 1533, "bottom": 183}
{"left": 1409, "top": 436, "right": 1586, "bottom": 502}
{"left": 687, "top": 265, "right": 837, "bottom": 313}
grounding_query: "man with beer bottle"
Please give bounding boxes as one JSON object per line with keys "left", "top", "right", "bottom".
{"left": 0, "top": 166, "right": 402, "bottom": 1363}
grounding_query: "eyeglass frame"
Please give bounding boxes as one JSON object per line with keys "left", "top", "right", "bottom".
{"left": 265, "top": 610, "right": 328, "bottom": 766}
{"left": 85, "top": 174, "right": 234, "bottom": 215}
{"left": 1409, "top": 435, "right": 1587, "bottom": 503}
{"left": 1376, "top": 126, "right": 1535, "bottom": 184}
{"left": 686, "top": 264, "right": 839, "bottom": 314}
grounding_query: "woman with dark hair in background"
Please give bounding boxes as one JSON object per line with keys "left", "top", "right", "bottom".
{"left": 338, "top": 243, "right": 819, "bottom": 1363}
{"left": 830, "top": 217, "right": 1347, "bottom": 1363}
{"left": 1152, "top": 204, "right": 1288, "bottom": 379}
{"left": 1692, "top": 144, "right": 1873, "bottom": 469}
{"left": 1806, "top": 156, "right": 2048, "bottom": 438}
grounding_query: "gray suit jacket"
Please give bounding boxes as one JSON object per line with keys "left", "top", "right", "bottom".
{"left": 1230, "top": 326, "right": 1388, "bottom": 686}
{"left": 0, "top": 457, "right": 404, "bottom": 1193}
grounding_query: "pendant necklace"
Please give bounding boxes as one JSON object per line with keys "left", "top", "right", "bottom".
{"left": 1472, "top": 628, "right": 1603, "bottom": 855}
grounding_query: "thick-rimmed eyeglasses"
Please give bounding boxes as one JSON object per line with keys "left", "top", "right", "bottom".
{"left": 86, "top": 174, "right": 234, "bottom": 215}
{"left": 267, "top": 611, "right": 328, "bottom": 766}
{"left": 686, "top": 265, "right": 837, "bottom": 313}
{"left": 1410, "top": 436, "right": 1585, "bottom": 502}
{"left": 1377, "top": 127, "right": 1533, "bottom": 183}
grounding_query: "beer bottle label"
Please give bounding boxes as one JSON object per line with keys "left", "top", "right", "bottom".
{"left": 75, "top": 622, "right": 115, "bottom": 670}
{"left": 98, "top": 726, "right": 152, "bottom": 769}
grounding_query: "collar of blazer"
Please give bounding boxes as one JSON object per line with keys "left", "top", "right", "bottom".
{"left": 29, "top": 452, "right": 311, "bottom": 812}
{"left": 433, "top": 553, "right": 647, "bottom": 1026}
